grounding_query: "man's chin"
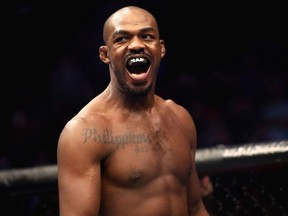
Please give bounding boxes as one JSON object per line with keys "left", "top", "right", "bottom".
{"left": 125, "top": 86, "right": 151, "bottom": 97}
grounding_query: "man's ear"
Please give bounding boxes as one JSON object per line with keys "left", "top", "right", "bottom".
{"left": 99, "top": 46, "right": 110, "bottom": 64}
{"left": 160, "top": 40, "right": 166, "bottom": 58}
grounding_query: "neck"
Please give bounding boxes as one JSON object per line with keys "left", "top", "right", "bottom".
{"left": 102, "top": 83, "right": 156, "bottom": 111}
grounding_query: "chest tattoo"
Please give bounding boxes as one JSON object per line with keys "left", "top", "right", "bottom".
{"left": 82, "top": 128, "right": 149, "bottom": 146}
{"left": 81, "top": 128, "right": 166, "bottom": 154}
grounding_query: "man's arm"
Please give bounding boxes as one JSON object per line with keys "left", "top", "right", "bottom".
{"left": 179, "top": 107, "right": 210, "bottom": 216}
{"left": 187, "top": 154, "right": 210, "bottom": 216}
{"left": 57, "top": 119, "right": 102, "bottom": 216}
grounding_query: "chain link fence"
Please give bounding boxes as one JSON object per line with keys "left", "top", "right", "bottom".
{"left": 1, "top": 141, "right": 287, "bottom": 215}
{"left": 204, "top": 166, "right": 288, "bottom": 216}
{"left": 1, "top": 166, "right": 287, "bottom": 216}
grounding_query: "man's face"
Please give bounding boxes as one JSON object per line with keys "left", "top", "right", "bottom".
{"left": 100, "top": 8, "right": 165, "bottom": 97}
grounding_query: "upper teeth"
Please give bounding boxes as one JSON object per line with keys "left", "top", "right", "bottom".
{"left": 128, "top": 58, "right": 146, "bottom": 65}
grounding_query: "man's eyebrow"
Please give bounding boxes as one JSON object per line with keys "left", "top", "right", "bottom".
{"left": 112, "top": 27, "right": 155, "bottom": 37}
{"left": 113, "top": 30, "right": 128, "bottom": 35}
{"left": 140, "top": 27, "right": 155, "bottom": 33}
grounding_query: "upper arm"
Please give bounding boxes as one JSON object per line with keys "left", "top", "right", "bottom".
{"left": 171, "top": 102, "right": 209, "bottom": 215}
{"left": 57, "top": 119, "right": 103, "bottom": 216}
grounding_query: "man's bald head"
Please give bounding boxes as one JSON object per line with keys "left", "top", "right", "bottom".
{"left": 102, "top": 6, "right": 159, "bottom": 44}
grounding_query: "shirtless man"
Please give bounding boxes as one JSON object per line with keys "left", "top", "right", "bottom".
{"left": 57, "top": 5, "right": 209, "bottom": 216}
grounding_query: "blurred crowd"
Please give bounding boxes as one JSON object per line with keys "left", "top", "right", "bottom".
{"left": 1, "top": 1, "right": 288, "bottom": 170}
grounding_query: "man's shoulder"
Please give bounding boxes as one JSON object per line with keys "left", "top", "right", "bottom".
{"left": 160, "top": 97, "right": 188, "bottom": 113}
{"left": 58, "top": 110, "right": 111, "bottom": 150}
{"left": 157, "top": 97, "right": 193, "bottom": 123}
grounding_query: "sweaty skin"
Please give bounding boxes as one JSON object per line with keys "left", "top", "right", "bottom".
{"left": 57, "top": 6, "right": 210, "bottom": 216}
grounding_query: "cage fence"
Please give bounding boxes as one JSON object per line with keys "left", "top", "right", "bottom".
{"left": 1, "top": 140, "right": 288, "bottom": 216}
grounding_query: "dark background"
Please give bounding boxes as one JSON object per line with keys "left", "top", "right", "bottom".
{"left": 2, "top": 0, "right": 288, "bottom": 169}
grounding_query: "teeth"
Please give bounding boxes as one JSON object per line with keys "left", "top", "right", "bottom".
{"left": 128, "top": 58, "right": 147, "bottom": 66}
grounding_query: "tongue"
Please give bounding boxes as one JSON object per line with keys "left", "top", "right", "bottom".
{"left": 128, "top": 71, "right": 148, "bottom": 82}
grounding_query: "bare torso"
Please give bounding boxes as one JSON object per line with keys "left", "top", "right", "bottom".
{"left": 58, "top": 92, "right": 199, "bottom": 216}
{"left": 78, "top": 94, "right": 193, "bottom": 216}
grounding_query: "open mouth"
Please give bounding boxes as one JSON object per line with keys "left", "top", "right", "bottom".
{"left": 126, "top": 57, "right": 150, "bottom": 74}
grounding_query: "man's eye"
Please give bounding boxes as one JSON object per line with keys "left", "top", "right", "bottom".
{"left": 115, "top": 37, "right": 128, "bottom": 43}
{"left": 143, "top": 35, "right": 153, "bottom": 40}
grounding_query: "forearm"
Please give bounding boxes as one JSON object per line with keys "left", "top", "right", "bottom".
{"left": 188, "top": 201, "right": 210, "bottom": 216}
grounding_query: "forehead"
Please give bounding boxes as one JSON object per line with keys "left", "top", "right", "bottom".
{"left": 108, "top": 9, "right": 157, "bottom": 31}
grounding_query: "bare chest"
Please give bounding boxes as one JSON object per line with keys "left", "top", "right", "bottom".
{"left": 100, "top": 119, "right": 192, "bottom": 187}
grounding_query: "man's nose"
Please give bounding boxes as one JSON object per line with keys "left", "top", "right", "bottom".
{"left": 128, "top": 37, "right": 145, "bottom": 51}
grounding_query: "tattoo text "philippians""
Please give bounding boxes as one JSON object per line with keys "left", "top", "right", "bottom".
{"left": 81, "top": 128, "right": 150, "bottom": 147}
